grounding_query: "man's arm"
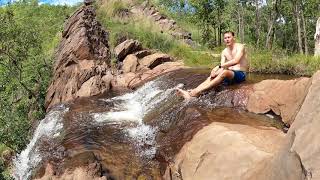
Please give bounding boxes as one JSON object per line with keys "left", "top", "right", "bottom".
{"left": 210, "top": 52, "right": 225, "bottom": 77}
{"left": 221, "top": 44, "right": 244, "bottom": 68}
{"left": 221, "top": 51, "right": 226, "bottom": 65}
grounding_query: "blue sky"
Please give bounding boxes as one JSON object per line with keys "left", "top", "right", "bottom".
{"left": 0, "top": 0, "right": 83, "bottom": 6}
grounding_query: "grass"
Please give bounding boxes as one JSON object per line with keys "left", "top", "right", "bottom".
{"left": 96, "top": 3, "right": 214, "bottom": 67}
{"left": 97, "top": 0, "right": 320, "bottom": 76}
{"left": 99, "top": 0, "right": 130, "bottom": 17}
{"left": 248, "top": 45, "right": 320, "bottom": 76}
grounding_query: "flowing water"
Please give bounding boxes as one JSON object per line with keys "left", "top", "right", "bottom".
{"left": 13, "top": 69, "right": 293, "bottom": 179}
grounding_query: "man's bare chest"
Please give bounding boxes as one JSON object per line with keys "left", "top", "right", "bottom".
{"left": 224, "top": 49, "right": 238, "bottom": 61}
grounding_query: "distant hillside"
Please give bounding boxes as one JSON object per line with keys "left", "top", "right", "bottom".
{"left": 96, "top": 0, "right": 217, "bottom": 66}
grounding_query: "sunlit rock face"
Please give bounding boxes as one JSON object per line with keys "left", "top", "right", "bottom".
{"left": 247, "top": 77, "right": 310, "bottom": 125}
{"left": 287, "top": 71, "right": 320, "bottom": 179}
{"left": 164, "top": 122, "right": 287, "bottom": 180}
{"left": 45, "top": 2, "right": 111, "bottom": 110}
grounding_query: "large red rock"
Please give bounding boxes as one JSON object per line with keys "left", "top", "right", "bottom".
{"left": 45, "top": 4, "right": 111, "bottom": 110}
{"left": 122, "top": 54, "right": 138, "bottom": 73}
{"left": 139, "top": 53, "right": 172, "bottom": 69}
{"left": 114, "top": 39, "right": 142, "bottom": 61}
{"left": 164, "top": 122, "right": 286, "bottom": 180}
{"left": 287, "top": 71, "right": 320, "bottom": 179}
{"left": 246, "top": 78, "right": 310, "bottom": 124}
{"left": 35, "top": 163, "right": 107, "bottom": 180}
{"left": 113, "top": 61, "right": 184, "bottom": 89}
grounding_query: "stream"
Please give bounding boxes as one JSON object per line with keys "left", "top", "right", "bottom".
{"left": 13, "top": 68, "right": 292, "bottom": 179}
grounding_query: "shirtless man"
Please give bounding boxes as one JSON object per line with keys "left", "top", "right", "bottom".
{"left": 176, "top": 31, "right": 248, "bottom": 99}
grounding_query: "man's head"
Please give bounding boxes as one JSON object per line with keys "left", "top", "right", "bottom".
{"left": 223, "top": 31, "right": 235, "bottom": 46}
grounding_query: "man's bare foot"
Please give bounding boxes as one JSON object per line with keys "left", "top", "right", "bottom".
{"left": 176, "top": 88, "right": 196, "bottom": 100}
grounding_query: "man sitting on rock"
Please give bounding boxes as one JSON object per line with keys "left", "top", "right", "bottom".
{"left": 176, "top": 31, "right": 248, "bottom": 99}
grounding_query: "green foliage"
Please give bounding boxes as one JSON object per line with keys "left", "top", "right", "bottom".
{"left": 0, "top": 2, "right": 74, "bottom": 153}
{"left": 248, "top": 46, "right": 320, "bottom": 76}
{"left": 100, "top": 0, "right": 130, "bottom": 17}
{"left": 97, "top": 6, "right": 214, "bottom": 67}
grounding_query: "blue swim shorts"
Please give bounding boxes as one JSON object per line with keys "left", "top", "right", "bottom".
{"left": 223, "top": 70, "right": 246, "bottom": 85}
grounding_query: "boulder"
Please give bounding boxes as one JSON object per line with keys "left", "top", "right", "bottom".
{"left": 158, "top": 19, "right": 175, "bottom": 30}
{"left": 246, "top": 78, "right": 310, "bottom": 125}
{"left": 246, "top": 71, "right": 320, "bottom": 180}
{"left": 139, "top": 53, "right": 172, "bottom": 69}
{"left": 35, "top": 163, "right": 107, "bottom": 180}
{"left": 113, "top": 61, "right": 184, "bottom": 88}
{"left": 114, "top": 39, "right": 142, "bottom": 61}
{"left": 151, "top": 12, "right": 165, "bottom": 21}
{"left": 122, "top": 54, "right": 138, "bottom": 73}
{"left": 287, "top": 71, "right": 320, "bottom": 179}
{"left": 133, "top": 49, "right": 154, "bottom": 59}
{"left": 164, "top": 122, "right": 286, "bottom": 180}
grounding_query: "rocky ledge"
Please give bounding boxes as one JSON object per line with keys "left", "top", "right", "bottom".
{"left": 45, "top": 3, "right": 184, "bottom": 110}
{"left": 165, "top": 72, "right": 320, "bottom": 180}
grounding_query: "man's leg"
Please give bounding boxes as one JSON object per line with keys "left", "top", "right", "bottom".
{"left": 189, "top": 69, "right": 235, "bottom": 96}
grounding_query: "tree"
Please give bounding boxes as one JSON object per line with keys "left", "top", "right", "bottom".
{"left": 265, "top": 0, "right": 281, "bottom": 49}
{"left": 0, "top": 1, "right": 74, "bottom": 152}
{"left": 315, "top": 17, "right": 320, "bottom": 56}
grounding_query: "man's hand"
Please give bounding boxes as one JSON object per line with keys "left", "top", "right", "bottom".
{"left": 210, "top": 66, "right": 221, "bottom": 78}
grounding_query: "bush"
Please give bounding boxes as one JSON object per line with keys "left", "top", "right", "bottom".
{"left": 0, "top": 2, "right": 75, "bottom": 152}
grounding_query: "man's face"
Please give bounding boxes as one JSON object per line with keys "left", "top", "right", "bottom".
{"left": 224, "top": 33, "right": 234, "bottom": 46}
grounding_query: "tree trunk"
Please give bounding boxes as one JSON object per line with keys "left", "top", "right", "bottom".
{"left": 315, "top": 17, "right": 320, "bottom": 56}
{"left": 255, "top": 0, "right": 261, "bottom": 46}
{"left": 238, "top": 10, "right": 241, "bottom": 41}
{"left": 265, "top": 0, "right": 281, "bottom": 49}
{"left": 240, "top": 8, "right": 245, "bottom": 43}
{"left": 301, "top": 6, "right": 308, "bottom": 55}
{"left": 239, "top": 2, "right": 245, "bottom": 43}
{"left": 294, "top": 1, "right": 303, "bottom": 54}
{"left": 218, "top": 9, "right": 222, "bottom": 46}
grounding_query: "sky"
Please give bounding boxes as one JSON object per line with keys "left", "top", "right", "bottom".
{"left": 0, "top": 0, "right": 83, "bottom": 6}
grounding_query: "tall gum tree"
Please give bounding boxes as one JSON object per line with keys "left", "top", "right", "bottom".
{"left": 315, "top": 17, "right": 320, "bottom": 56}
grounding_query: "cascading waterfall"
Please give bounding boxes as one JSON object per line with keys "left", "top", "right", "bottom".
{"left": 13, "top": 105, "right": 69, "bottom": 180}
{"left": 93, "top": 80, "right": 183, "bottom": 157}
{"left": 12, "top": 79, "right": 183, "bottom": 179}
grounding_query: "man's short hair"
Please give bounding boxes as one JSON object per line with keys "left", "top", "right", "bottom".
{"left": 224, "top": 31, "right": 235, "bottom": 36}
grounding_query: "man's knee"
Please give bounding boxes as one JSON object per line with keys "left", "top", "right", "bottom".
{"left": 218, "top": 70, "right": 229, "bottom": 78}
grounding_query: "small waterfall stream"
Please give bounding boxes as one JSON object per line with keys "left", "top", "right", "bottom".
{"left": 12, "top": 69, "right": 289, "bottom": 179}
{"left": 13, "top": 105, "right": 69, "bottom": 179}
{"left": 13, "top": 78, "right": 184, "bottom": 179}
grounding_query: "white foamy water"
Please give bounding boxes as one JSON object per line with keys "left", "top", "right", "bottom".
{"left": 13, "top": 105, "right": 69, "bottom": 180}
{"left": 127, "top": 124, "right": 157, "bottom": 157}
{"left": 93, "top": 81, "right": 180, "bottom": 124}
{"left": 93, "top": 81, "right": 182, "bottom": 157}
